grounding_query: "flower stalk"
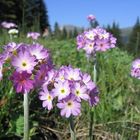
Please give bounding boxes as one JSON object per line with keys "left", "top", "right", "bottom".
{"left": 24, "top": 91, "right": 29, "bottom": 140}
{"left": 69, "top": 116, "right": 76, "bottom": 140}
{"left": 89, "top": 52, "right": 97, "bottom": 140}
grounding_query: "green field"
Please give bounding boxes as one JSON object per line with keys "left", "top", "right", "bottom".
{"left": 0, "top": 34, "right": 140, "bottom": 140}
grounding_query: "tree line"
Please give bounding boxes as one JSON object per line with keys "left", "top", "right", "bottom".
{"left": 0, "top": 0, "right": 140, "bottom": 56}
{"left": 0, "top": 0, "right": 50, "bottom": 32}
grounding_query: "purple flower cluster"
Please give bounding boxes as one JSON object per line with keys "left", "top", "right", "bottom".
{"left": 131, "top": 59, "right": 140, "bottom": 79}
{"left": 0, "top": 42, "right": 52, "bottom": 93}
{"left": 39, "top": 66, "right": 99, "bottom": 118}
{"left": 76, "top": 26, "right": 117, "bottom": 55}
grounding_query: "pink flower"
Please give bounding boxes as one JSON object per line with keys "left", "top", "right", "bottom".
{"left": 57, "top": 96, "right": 81, "bottom": 118}
{"left": 39, "top": 86, "right": 54, "bottom": 110}
{"left": 28, "top": 43, "right": 49, "bottom": 60}
{"left": 53, "top": 81, "right": 70, "bottom": 100}
{"left": 10, "top": 71, "right": 34, "bottom": 93}
{"left": 27, "top": 32, "right": 40, "bottom": 40}
{"left": 65, "top": 66, "right": 81, "bottom": 81}
{"left": 1, "top": 21, "right": 17, "bottom": 29}
{"left": 95, "top": 39, "right": 110, "bottom": 52}
{"left": 72, "top": 83, "right": 89, "bottom": 101}
{"left": 11, "top": 50, "right": 37, "bottom": 73}
{"left": 87, "top": 14, "right": 96, "bottom": 21}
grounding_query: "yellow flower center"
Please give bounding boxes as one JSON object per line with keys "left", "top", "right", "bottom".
{"left": 67, "top": 101, "right": 72, "bottom": 107}
{"left": 76, "top": 90, "right": 80, "bottom": 95}
{"left": 61, "top": 89, "right": 65, "bottom": 94}
{"left": 22, "top": 62, "right": 27, "bottom": 67}
{"left": 47, "top": 95, "right": 52, "bottom": 101}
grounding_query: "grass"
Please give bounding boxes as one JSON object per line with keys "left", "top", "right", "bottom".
{"left": 0, "top": 32, "right": 140, "bottom": 139}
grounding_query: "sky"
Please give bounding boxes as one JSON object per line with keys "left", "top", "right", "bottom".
{"left": 45, "top": 0, "right": 140, "bottom": 29}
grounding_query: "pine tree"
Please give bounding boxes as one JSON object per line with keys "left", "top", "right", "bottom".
{"left": 61, "top": 26, "right": 67, "bottom": 39}
{"left": 0, "top": 0, "right": 50, "bottom": 32}
{"left": 54, "top": 22, "right": 61, "bottom": 39}
{"left": 0, "top": 0, "right": 21, "bottom": 23}
{"left": 127, "top": 17, "right": 140, "bottom": 55}
{"left": 73, "top": 27, "right": 78, "bottom": 38}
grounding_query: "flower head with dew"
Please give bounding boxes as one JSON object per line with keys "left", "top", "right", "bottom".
{"left": 39, "top": 65, "right": 99, "bottom": 118}
{"left": 131, "top": 59, "right": 140, "bottom": 79}
{"left": 11, "top": 50, "right": 37, "bottom": 73}
{"left": 27, "top": 32, "right": 40, "bottom": 40}
{"left": 10, "top": 71, "right": 34, "bottom": 93}
{"left": 87, "top": 14, "right": 96, "bottom": 21}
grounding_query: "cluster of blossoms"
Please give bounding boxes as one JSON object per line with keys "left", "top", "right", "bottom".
{"left": 0, "top": 41, "right": 52, "bottom": 93}
{"left": 39, "top": 65, "right": 99, "bottom": 118}
{"left": 76, "top": 26, "right": 117, "bottom": 55}
{"left": 131, "top": 59, "right": 140, "bottom": 79}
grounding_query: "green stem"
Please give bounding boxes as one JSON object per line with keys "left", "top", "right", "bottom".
{"left": 89, "top": 52, "right": 97, "bottom": 140}
{"left": 69, "top": 116, "right": 76, "bottom": 140}
{"left": 89, "top": 108, "right": 94, "bottom": 140}
{"left": 24, "top": 92, "right": 29, "bottom": 140}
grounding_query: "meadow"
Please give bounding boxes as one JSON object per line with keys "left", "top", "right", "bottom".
{"left": 0, "top": 31, "right": 140, "bottom": 140}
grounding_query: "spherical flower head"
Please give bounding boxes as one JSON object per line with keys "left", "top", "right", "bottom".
{"left": 57, "top": 95, "right": 81, "bottom": 118}
{"left": 11, "top": 50, "right": 37, "bottom": 73}
{"left": 8, "top": 29, "right": 19, "bottom": 35}
{"left": 28, "top": 43, "right": 49, "bottom": 61}
{"left": 131, "top": 59, "right": 140, "bottom": 79}
{"left": 27, "top": 32, "right": 40, "bottom": 40}
{"left": 10, "top": 71, "right": 34, "bottom": 93}
{"left": 76, "top": 26, "right": 117, "bottom": 55}
{"left": 1, "top": 21, "right": 17, "bottom": 29}
{"left": 53, "top": 80, "right": 70, "bottom": 100}
{"left": 39, "top": 86, "right": 54, "bottom": 110}
{"left": 87, "top": 14, "right": 96, "bottom": 21}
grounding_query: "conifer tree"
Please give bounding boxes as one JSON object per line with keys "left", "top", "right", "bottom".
{"left": 127, "top": 17, "right": 140, "bottom": 55}
{"left": 54, "top": 22, "right": 61, "bottom": 39}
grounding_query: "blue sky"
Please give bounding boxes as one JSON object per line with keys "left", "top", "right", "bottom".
{"left": 45, "top": 0, "right": 140, "bottom": 28}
